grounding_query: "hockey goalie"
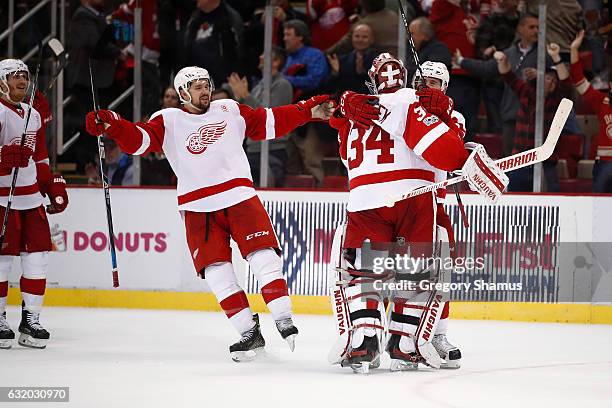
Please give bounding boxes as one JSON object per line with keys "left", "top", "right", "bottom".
{"left": 327, "top": 53, "right": 509, "bottom": 373}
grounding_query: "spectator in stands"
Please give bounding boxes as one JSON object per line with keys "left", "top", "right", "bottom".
{"left": 112, "top": 0, "right": 161, "bottom": 117}
{"left": 66, "top": 0, "right": 126, "bottom": 170}
{"left": 455, "top": 13, "right": 548, "bottom": 156}
{"left": 526, "top": 0, "right": 582, "bottom": 60}
{"left": 429, "top": 0, "right": 481, "bottom": 138}
{"left": 182, "top": 0, "right": 244, "bottom": 87}
{"left": 242, "top": 0, "right": 307, "bottom": 79}
{"left": 494, "top": 43, "right": 572, "bottom": 192}
{"left": 158, "top": 0, "right": 196, "bottom": 87}
{"left": 327, "top": 0, "right": 403, "bottom": 56}
{"left": 570, "top": 30, "right": 612, "bottom": 193}
{"left": 162, "top": 86, "right": 180, "bottom": 109}
{"left": 211, "top": 86, "right": 234, "bottom": 101}
{"left": 281, "top": 19, "right": 330, "bottom": 98}
{"left": 227, "top": 46, "right": 293, "bottom": 187}
{"left": 475, "top": 0, "right": 520, "bottom": 133}
{"left": 85, "top": 139, "right": 135, "bottom": 186}
{"left": 306, "top": 0, "right": 359, "bottom": 51}
{"left": 325, "top": 23, "right": 377, "bottom": 94}
{"left": 407, "top": 17, "right": 452, "bottom": 77}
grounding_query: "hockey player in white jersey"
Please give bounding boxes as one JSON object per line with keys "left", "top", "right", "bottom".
{"left": 0, "top": 59, "right": 69, "bottom": 349}
{"left": 410, "top": 61, "right": 465, "bottom": 369}
{"left": 328, "top": 53, "right": 507, "bottom": 372}
{"left": 85, "top": 66, "right": 333, "bottom": 362}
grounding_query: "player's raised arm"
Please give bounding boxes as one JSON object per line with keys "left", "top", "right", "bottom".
{"left": 239, "top": 94, "right": 333, "bottom": 141}
{"left": 85, "top": 110, "right": 165, "bottom": 155}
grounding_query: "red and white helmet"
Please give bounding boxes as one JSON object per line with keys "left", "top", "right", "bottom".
{"left": 174, "top": 66, "right": 214, "bottom": 104}
{"left": 412, "top": 61, "right": 450, "bottom": 93}
{"left": 366, "top": 53, "right": 407, "bottom": 95}
{"left": 0, "top": 58, "right": 29, "bottom": 101}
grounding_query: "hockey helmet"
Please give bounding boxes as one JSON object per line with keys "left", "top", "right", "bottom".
{"left": 174, "top": 66, "right": 214, "bottom": 104}
{"left": 412, "top": 61, "right": 449, "bottom": 93}
{"left": 366, "top": 53, "right": 407, "bottom": 95}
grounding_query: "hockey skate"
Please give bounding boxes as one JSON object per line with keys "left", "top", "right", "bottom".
{"left": 18, "top": 308, "right": 50, "bottom": 349}
{"left": 0, "top": 311, "right": 15, "bottom": 349}
{"left": 342, "top": 334, "right": 381, "bottom": 374}
{"left": 229, "top": 314, "right": 265, "bottom": 362}
{"left": 275, "top": 317, "right": 298, "bottom": 351}
{"left": 386, "top": 334, "right": 420, "bottom": 372}
{"left": 432, "top": 334, "right": 462, "bottom": 369}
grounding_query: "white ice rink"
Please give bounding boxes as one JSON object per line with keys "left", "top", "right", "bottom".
{"left": 1, "top": 306, "right": 612, "bottom": 408}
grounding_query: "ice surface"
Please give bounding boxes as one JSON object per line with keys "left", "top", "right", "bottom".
{"left": 1, "top": 306, "right": 612, "bottom": 408}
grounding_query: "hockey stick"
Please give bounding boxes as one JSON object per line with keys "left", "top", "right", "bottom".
{"left": 383, "top": 98, "right": 573, "bottom": 207}
{"left": 0, "top": 44, "right": 44, "bottom": 250}
{"left": 88, "top": 58, "right": 120, "bottom": 288}
{"left": 397, "top": 0, "right": 426, "bottom": 85}
{"left": 42, "top": 38, "right": 67, "bottom": 96}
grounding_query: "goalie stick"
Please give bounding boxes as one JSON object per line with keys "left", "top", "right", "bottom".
{"left": 384, "top": 98, "right": 573, "bottom": 207}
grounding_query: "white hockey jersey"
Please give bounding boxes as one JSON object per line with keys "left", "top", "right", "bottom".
{"left": 104, "top": 99, "right": 316, "bottom": 212}
{"left": 330, "top": 88, "right": 468, "bottom": 212}
{"left": 0, "top": 99, "right": 47, "bottom": 210}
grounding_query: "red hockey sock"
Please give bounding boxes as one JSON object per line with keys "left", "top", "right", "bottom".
{"left": 261, "top": 279, "right": 291, "bottom": 320}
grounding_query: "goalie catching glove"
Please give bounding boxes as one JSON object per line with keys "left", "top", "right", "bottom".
{"left": 460, "top": 143, "right": 509, "bottom": 203}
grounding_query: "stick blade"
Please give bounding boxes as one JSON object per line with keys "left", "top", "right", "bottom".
{"left": 47, "top": 38, "right": 65, "bottom": 57}
{"left": 540, "top": 98, "right": 573, "bottom": 160}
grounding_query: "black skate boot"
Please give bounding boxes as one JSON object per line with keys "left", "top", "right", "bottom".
{"left": 0, "top": 311, "right": 15, "bottom": 349}
{"left": 275, "top": 317, "right": 298, "bottom": 351}
{"left": 432, "top": 334, "right": 462, "bottom": 369}
{"left": 386, "top": 333, "right": 420, "bottom": 371}
{"left": 18, "top": 307, "right": 50, "bottom": 349}
{"left": 342, "top": 334, "right": 380, "bottom": 374}
{"left": 229, "top": 314, "right": 265, "bottom": 362}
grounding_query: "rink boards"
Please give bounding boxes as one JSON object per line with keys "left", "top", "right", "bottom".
{"left": 6, "top": 187, "right": 612, "bottom": 324}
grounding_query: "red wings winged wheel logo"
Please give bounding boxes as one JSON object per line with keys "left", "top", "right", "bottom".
{"left": 185, "top": 121, "right": 227, "bottom": 154}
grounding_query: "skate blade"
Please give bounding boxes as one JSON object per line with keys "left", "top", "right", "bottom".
{"left": 0, "top": 339, "right": 13, "bottom": 349}
{"left": 284, "top": 334, "right": 297, "bottom": 352}
{"left": 230, "top": 346, "right": 265, "bottom": 362}
{"left": 351, "top": 361, "right": 371, "bottom": 375}
{"left": 18, "top": 333, "right": 47, "bottom": 349}
{"left": 389, "top": 359, "right": 418, "bottom": 372}
{"left": 441, "top": 358, "right": 461, "bottom": 369}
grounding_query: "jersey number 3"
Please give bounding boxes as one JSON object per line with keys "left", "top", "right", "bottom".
{"left": 348, "top": 126, "right": 395, "bottom": 170}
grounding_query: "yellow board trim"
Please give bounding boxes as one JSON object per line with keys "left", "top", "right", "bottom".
{"left": 7, "top": 288, "right": 612, "bottom": 324}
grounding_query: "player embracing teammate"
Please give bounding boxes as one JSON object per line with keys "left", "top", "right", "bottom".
{"left": 85, "top": 66, "right": 332, "bottom": 361}
{"left": 328, "top": 53, "right": 508, "bottom": 373}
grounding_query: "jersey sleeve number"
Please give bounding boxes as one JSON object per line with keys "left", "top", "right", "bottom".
{"left": 348, "top": 126, "right": 395, "bottom": 170}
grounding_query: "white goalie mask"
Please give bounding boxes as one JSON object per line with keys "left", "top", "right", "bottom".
{"left": 174, "top": 66, "right": 215, "bottom": 105}
{"left": 412, "top": 61, "right": 449, "bottom": 93}
{"left": 366, "top": 53, "right": 407, "bottom": 95}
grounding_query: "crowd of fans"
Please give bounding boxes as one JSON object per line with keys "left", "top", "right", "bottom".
{"left": 2, "top": 0, "right": 611, "bottom": 192}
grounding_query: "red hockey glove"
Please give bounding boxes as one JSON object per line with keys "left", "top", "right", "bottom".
{"left": 45, "top": 174, "right": 68, "bottom": 214}
{"left": 0, "top": 144, "right": 33, "bottom": 169}
{"left": 85, "top": 110, "right": 122, "bottom": 137}
{"left": 296, "top": 94, "right": 332, "bottom": 120}
{"left": 416, "top": 88, "right": 453, "bottom": 122}
{"left": 339, "top": 91, "right": 380, "bottom": 129}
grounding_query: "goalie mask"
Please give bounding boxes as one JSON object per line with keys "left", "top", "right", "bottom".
{"left": 411, "top": 61, "right": 449, "bottom": 93}
{"left": 174, "top": 66, "right": 215, "bottom": 105}
{"left": 366, "top": 53, "right": 407, "bottom": 95}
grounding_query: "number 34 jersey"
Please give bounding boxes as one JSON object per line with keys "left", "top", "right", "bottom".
{"left": 329, "top": 88, "right": 469, "bottom": 212}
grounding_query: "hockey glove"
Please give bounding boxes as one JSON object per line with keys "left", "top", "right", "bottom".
{"left": 45, "top": 174, "right": 69, "bottom": 214}
{"left": 416, "top": 88, "right": 453, "bottom": 122}
{"left": 85, "top": 110, "right": 122, "bottom": 137}
{"left": 0, "top": 144, "right": 33, "bottom": 169}
{"left": 296, "top": 94, "right": 333, "bottom": 121}
{"left": 339, "top": 91, "right": 380, "bottom": 129}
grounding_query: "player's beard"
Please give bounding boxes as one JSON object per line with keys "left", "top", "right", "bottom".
{"left": 193, "top": 94, "right": 210, "bottom": 112}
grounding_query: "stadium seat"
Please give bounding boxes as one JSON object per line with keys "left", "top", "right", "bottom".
{"left": 556, "top": 134, "right": 584, "bottom": 178}
{"left": 577, "top": 160, "right": 595, "bottom": 179}
{"left": 283, "top": 175, "right": 316, "bottom": 189}
{"left": 559, "top": 178, "right": 593, "bottom": 193}
{"left": 557, "top": 159, "right": 569, "bottom": 179}
{"left": 322, "top": 176, "right": 349, "bottom": 191}
{"left": 473, "top": 133, "right": 503, "bottom": 159}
